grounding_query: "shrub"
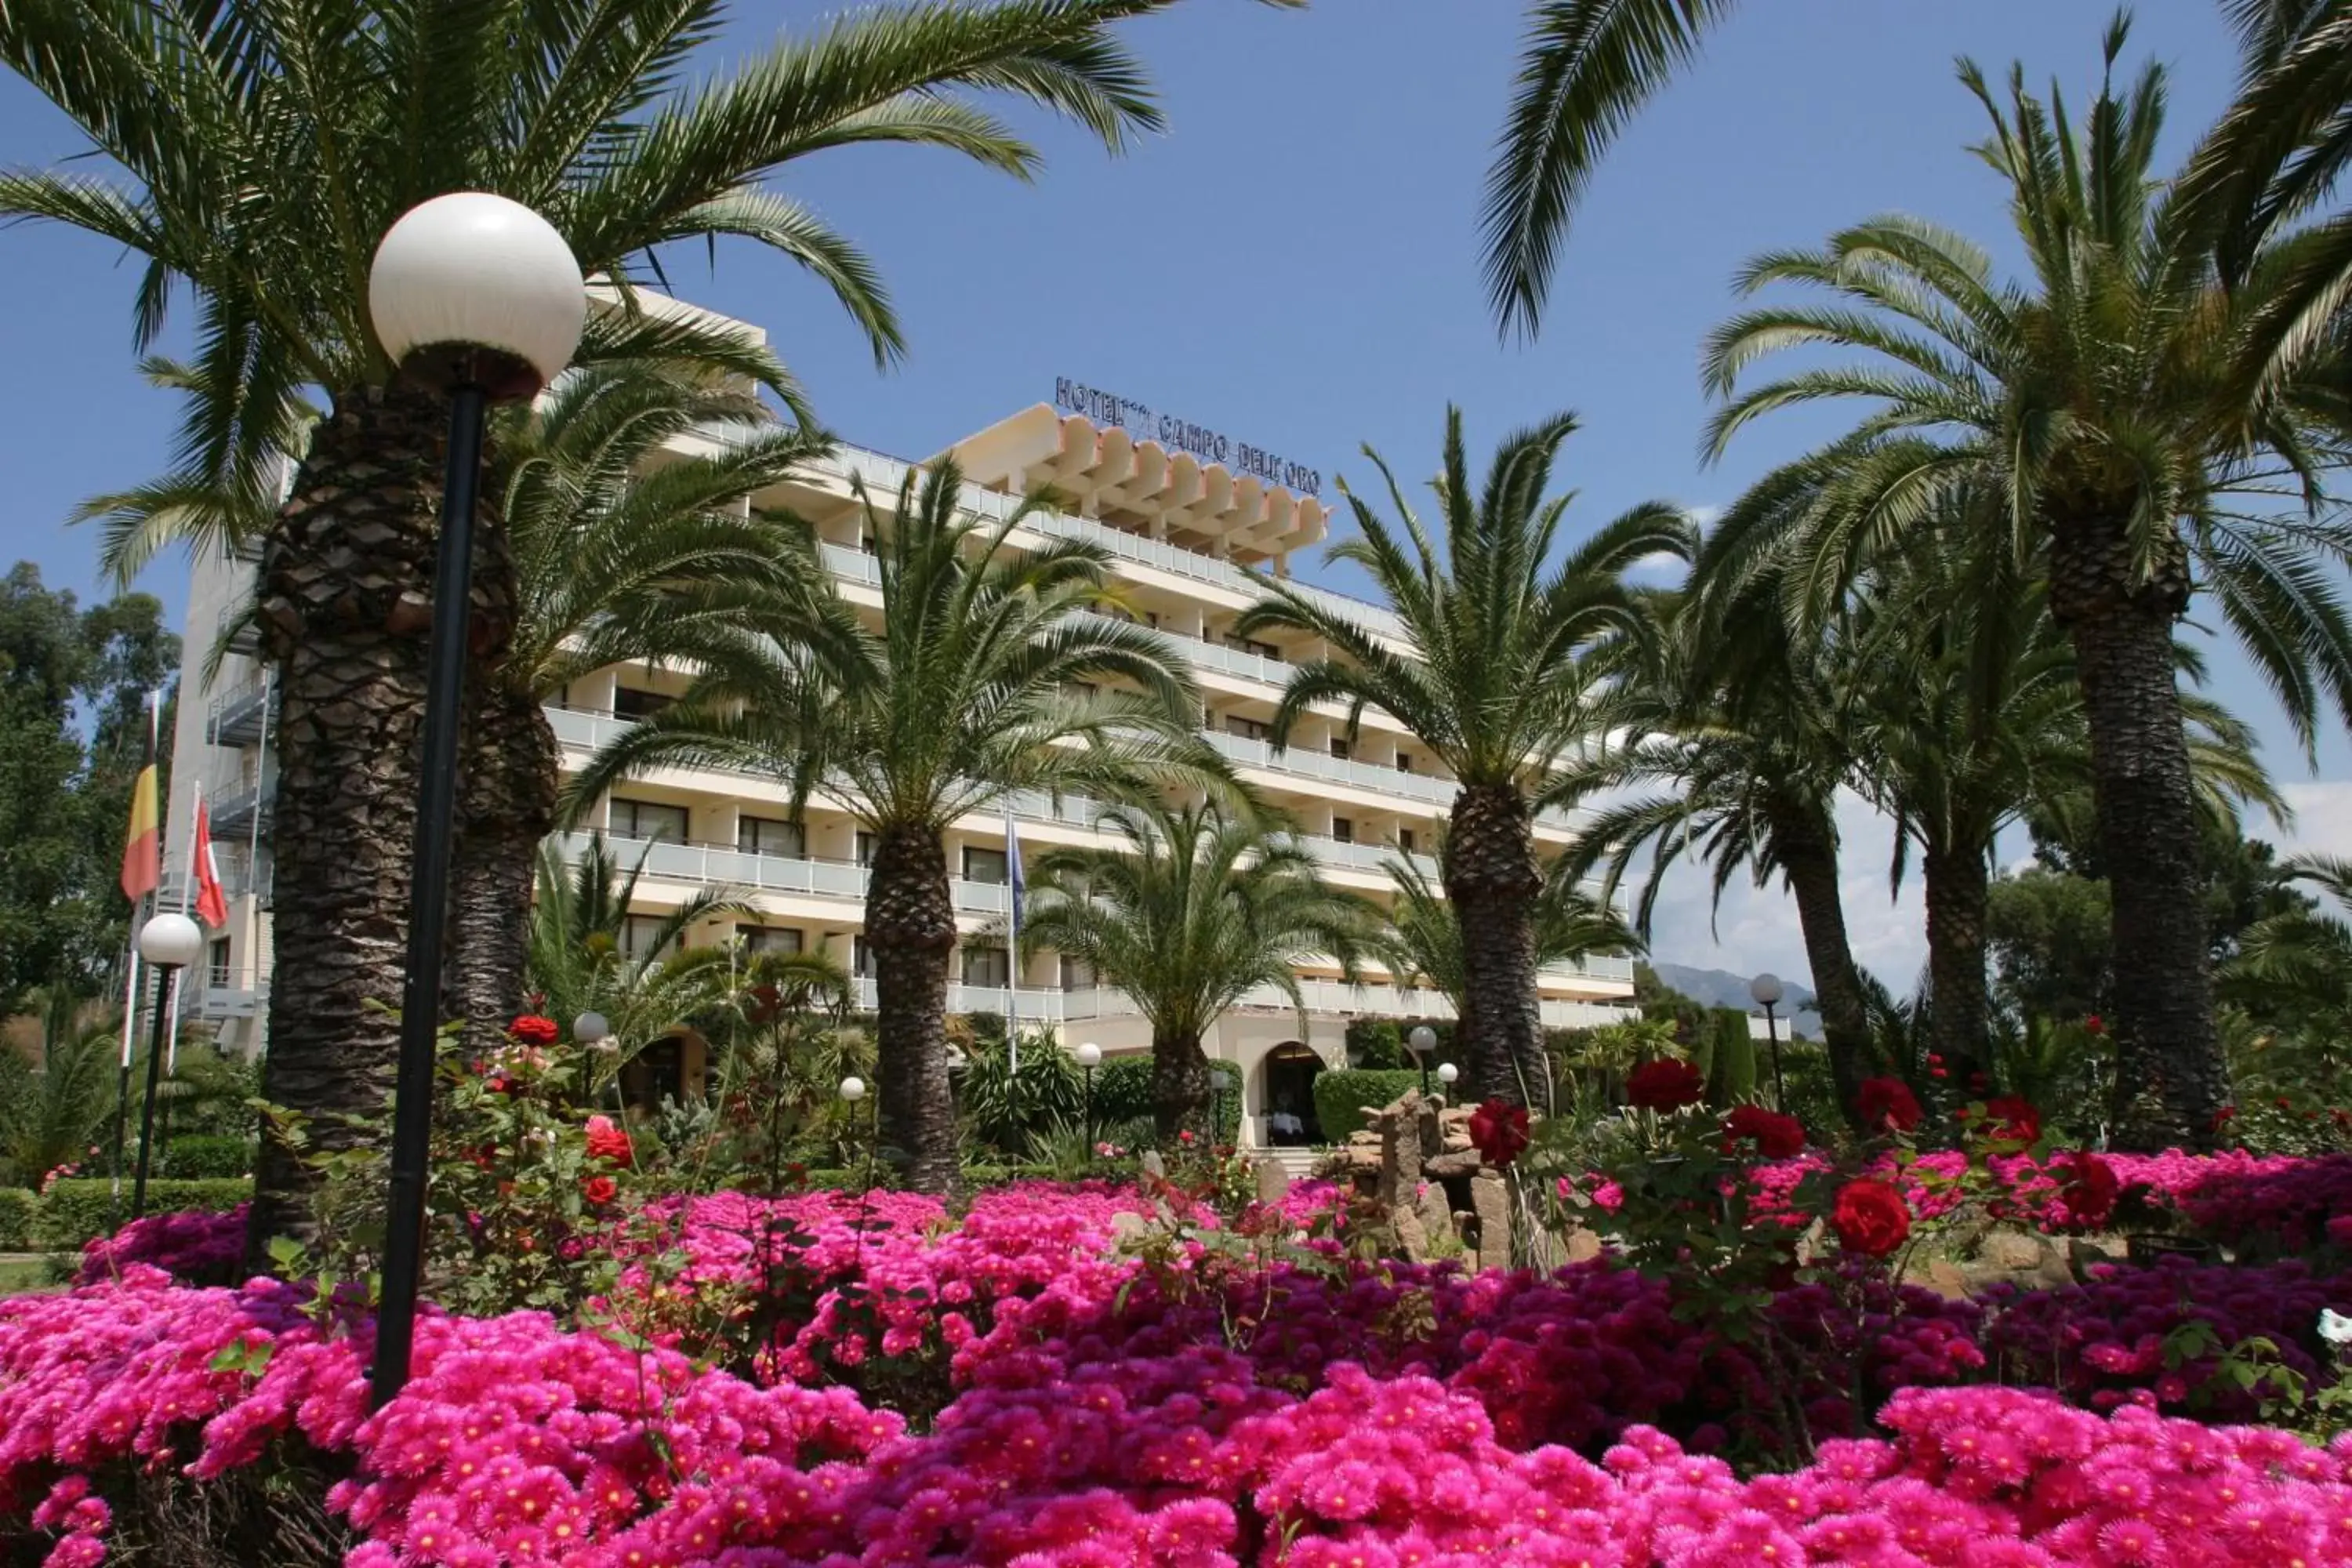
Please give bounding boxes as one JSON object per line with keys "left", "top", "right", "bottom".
{"left": 1081, "top": 1054, "right": 1238, "bottom": 1144}
{"left": 1706, "top": 1007, "right": 1755, "bottom": 1105}
{"left": 162, "top": 1136, "right": 256, "bottom": 1179}
{"left": 1312, "top": 1069, "right": 1422, "bottom": 1143}
{"left": 34, "top": 1179, "right": 252, "bottom": 1251}
{"left": 0, "top": 1189, "right": 34, "bottom": 1250}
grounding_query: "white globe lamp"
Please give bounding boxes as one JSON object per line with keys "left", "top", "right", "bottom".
{"left": 839, "top": 1076, "right": 868, "bottom": 1104}
{"left": 137, "top": 911, "right": 204, "bottom": 971}
{"left": 368, "top": 193, "right": 586, "bottom": 400}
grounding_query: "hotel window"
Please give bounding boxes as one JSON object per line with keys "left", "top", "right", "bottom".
{"left": 960, "top": 945, "right": 1011, "bottom": 988}
{"left": 1222, "top": 631, "right": 1279, "bottom": 661}
{"left": 737, "top": 815, "right": 804, "bottom": 859}
{"left": 1398, "top": 828, "right": 1417, "bottom": 855}
{"left": 1328, "top": 737, "right": 1352, "bottom": 760}
{"left": 1396, "top": 753, "right": 1415, "bottom": 773}
{"left": 610, "top": 797, "right": 689, "bottom": 844}
{"left": 1225, "top": 716, "right": 1272, "bottom": 742}
{"left": 855, "top": 832, "right": 877, "bottom": 866}
{"left": 1060, "top": 956, "right": 1098, "bottom": 990}
{"left": 853, "top": 937, "right": 874, "bottom": 977}
{"left": 613, "top": 685, "right": 674, "bottom": 720}
{"left": 1332, "top": 817, "right": 1355, "bottom": 844}
{"left": 208, "top": 939, "right": 233, "bottom": 989}
{"left": 739, "top": 925, "right": 804, "bottom": 954}
{"left": 962, "top": 846, "right": 1010, "bottom": 885}
{"left": 620, "top": 915, "right": 677, "bottom": 963}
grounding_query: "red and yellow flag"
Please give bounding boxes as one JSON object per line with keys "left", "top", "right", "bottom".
{"left": 120, "top": 707, "right": 161, "bottom": 903}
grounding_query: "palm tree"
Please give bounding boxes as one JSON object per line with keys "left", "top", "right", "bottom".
{"left": 1017, "top": 800, "right": 1377, "bottom": 1137}
{"left": 1237, "top": 409, "right": 1690, "bottom": 1107}
{"left": 2223, "top": 853, "right": 2352, "bottom": 1029}
{"left": 1372, "top": 825, "right": 1639, "bottom": 1020}
{"left": 524, "top": 832, "right": 754, "bottom": 1094}
{"left": 1556, "top": 532, "right": 1877, "bottom": 1124}
{"left": 2, "top": 0, "right": 1270, "bottom": 1259}
{"left": 1692, "top": 32, "right": 2352, "bottom": 1147}
{"left": 1838, "top": 517, "right": 2285, "bottom": 1079}
{"left": 565, "top": 461, "right": 1223, "bottom": 1192}
{"left": 452, "top": 363, "right": 837, "bottom": 1043}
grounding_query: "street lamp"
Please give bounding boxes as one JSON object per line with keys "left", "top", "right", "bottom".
{"left": 1436, "top": 1061, "right": 1460, "bottom": 1099}
{"left": 368, "top": 192, "right": 584, "bottom": 1411}
{"left": 1750, "top": 972, "right": 1787, "bottom": 1109}
{"left": 1076, "top": 1042, "right": 1102, "bottom": 1149}
{"left": 128, "top": 913, "right": 202, "bottom": 1220}
{"left": 1407, "top": 1025, "right": 1437, "bottom": 1098}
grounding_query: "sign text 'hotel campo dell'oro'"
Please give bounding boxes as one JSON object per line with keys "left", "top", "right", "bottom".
{"left": 1053, "top": 378, "right": 1323, "bottom": 497}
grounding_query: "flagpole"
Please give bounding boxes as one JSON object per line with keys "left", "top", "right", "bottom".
{"left": 166, "top": 783, "right": 202, "bottom": 1074}
{"left": 111, "top": 688, "right": 165, "bottom": 1230}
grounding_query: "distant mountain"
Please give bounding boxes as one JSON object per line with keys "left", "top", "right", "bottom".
{"left": 1650, "top": 962, "right": 1822, "bottom": 1040}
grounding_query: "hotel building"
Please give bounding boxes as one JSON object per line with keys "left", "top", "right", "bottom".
{"left": 162, "top": 318, "right": 1638, "bottom": 1150}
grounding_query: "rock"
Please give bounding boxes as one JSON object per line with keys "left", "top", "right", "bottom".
{"left": 1442, "top": 1134, "right": 1474, "bottom": 1153}
{"left": 1139, "top": 1150, "right": 1166, "bottom": 1181}
{"left": 1982, "top": 1232, "right": 2042, "bottom": 1272}
{"left": 1109, "top": 1210, "right": 1153, "bottom": 1249}
{"left": 1471, "top": 1173, "right": 1512, "bottom": 1272}
{"left": 1416, "top": 1096, "right": 1443, "bottom": 1162}
{"left": 1393, "top": 1202, "right": 1431, "bottom": 1262}
{"left": 1377, "top": 1112, "right": 1410, "bottom": 1210}
{"left": 1925, "top": 1259, "right": 1971, "bottom": 1299}
{"left": 1422, "top": 1149, "right": 1485, "bottom": 1180}
{"left": 2031, "top": 1236, "right": 2074, "bottom": 1290}
{"left": 1415, "top": 1181, "right": 1457, "bottom": 1253}
{"left": 1564, "top": 1225, "right": 1604, "bottom": 1264}
{"left": 1254, "top": 1159, "right": 1290, "bottom": 1205}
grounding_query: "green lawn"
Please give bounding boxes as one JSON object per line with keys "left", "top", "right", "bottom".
{"left": 0, "top": 1257, "right": 64, "bottom": 1298}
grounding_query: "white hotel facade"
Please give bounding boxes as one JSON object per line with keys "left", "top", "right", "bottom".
{"left": 164, "top": 332, "right": 1637, "bottom": 1146}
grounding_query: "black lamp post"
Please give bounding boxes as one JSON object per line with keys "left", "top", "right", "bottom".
{"left": 367, "top": 193, "right": 585, "bottom": 1410}
{"left": 1076, "top": 1041, "right": 1102, "bottom": 1150}
{"left": 131, "top": 913, "right": 202, "bottom": 1219}
{"left": 1750, "top": 971, "right": 1787, "bottom": 1109}
{"left": 1408, "top": 1024, "right": 1437, "bottom": 1098}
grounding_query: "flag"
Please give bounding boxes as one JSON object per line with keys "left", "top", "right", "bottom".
{"left": 1005, "top": 813, "right": 1025, "bottom": 942}
{"left": 1005, "top": 812, "right": 1025, "bottom": 1076}
{"left": 191, "top": 791, "right": 229, "bottom": 929}
{"left": 120, "top": 696, "right": 161, "bottom": 903}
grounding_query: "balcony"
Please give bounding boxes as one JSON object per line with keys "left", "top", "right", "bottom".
{"left": 208, "top": 782, "right": 273, "bottom": 837}
{"left": 205, "top": 676, "right": 275, "bottom": 746}
{"left": 557, "top": 830, "right": 1015, "bottom": 916}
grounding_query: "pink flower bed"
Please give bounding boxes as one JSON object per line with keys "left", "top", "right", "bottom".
{"left": 8, "top": 1265, "right": 2352, "bottom": 1566}
{"left": 74, "top": 1204, "right": 249, "bottom": 1288}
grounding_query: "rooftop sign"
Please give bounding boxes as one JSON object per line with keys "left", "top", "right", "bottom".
{"left": 1054, "top": 378, "right": 1323, "bottom": 496}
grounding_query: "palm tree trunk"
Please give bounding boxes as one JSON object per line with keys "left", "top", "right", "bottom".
{"left": 1767, "top": 798, "right": 1874, "bottom": 1130}
{"left": 1922, "top": 842, "right": 1991, "bottom": 1091}
{"left": 1446, "top": 784, "right": 1548, "bottom": 1109}
{"left": 1150, "top": 1029, "right": 1215, "bottom": 1142}
{"left": 444, "top": 681, "right": 556, "bottom": 1053}
{"left": 865, "top": 822, "right": 959, "bottom": 1193}
{"left": 244, "top": 381, "right": 466, "bottom": 1269}
{"left": 2052, "top": 526, "right": 2223, "bottom": 1151}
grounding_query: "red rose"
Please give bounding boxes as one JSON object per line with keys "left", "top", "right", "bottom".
{"left": 1830, "top": 1178, "right": 1911, "bottom": 1258}
{"left": 1856, "top": 1077, "right": 1923, "bottom": 1133}
{"left": 2083, "top": 1014, "right": 2106, "bottom": 1036}
{"left": 1626, "top": 1059, "right": 1706, "bottom": 1112}
{"left": 1976, "top": 1095, "right": 2042, "bottom": 1145}
{"left": 1722, "top": 1105, "right": 1805, "bottom": 1160}
{"left": 582, "top": 1175, "right": 618, "bottom": 1206}
{"left": 584, "top": 1115, "right": 634, "bottom": 1167}
{"left": 2058, "top": 1151, "right": 2119, "bottom": 1226}
{"left": 1468, "top": 1099, "right": 1532, "bottom": 1167}
{"left": 510, "top": 1014, "right": 560, "bottom": 1047}
{"left": 1178, "top": 1130, "right": 1196, "bottom": 1145}
{"left": 2213, "top": 1105, "right": 2238, "bottom": 1131}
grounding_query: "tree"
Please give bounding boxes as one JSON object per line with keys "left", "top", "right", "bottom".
{"left": 523, "top": 832, "right": 753, "bottom": 1095}
{"left": 1556, "top": 553, "right": 1877, "bottom": 1126}
{"left": 2, "top": 0, "right": 1276, "bottom": 1261}
{"left": 1372, "top": 823, "right": 1639, "bottom": 1022}
{"left": 566, "top": 462, "right": 1221, "bottom": 1192}
{"left": 450, "top": 362, "right": 836, "bottom": 1044}
{"left": 1018, "top": 800, "right": 1376, "bottom": 1138}
{"left": 1693, "top": 28, "right": 2352, "bottom": 1147}
{"left": 1238, "top": 409, "right": 1688, "bottom": 1108}
{"left": 2223, "top": 853, "right": 2352, "bottom": 1033}
{"left": 1986, "top": 867, "right": 2114, "bottom": 1028}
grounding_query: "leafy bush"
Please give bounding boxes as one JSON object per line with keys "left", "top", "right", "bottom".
{"left": 1312, "top": 1069, "right": 1422, "bottom": 1143}
{"left": 162, "top": 1135, "right": 255, "bottom": 1178}
{"left": 0, "top": 1189, "right": 34, "bottom": 1250}
{"left": 954, "top": 1030, "right": 1083, "bottom": 1158}
{"left": 34, "top": 1178, "right": 251, "bottom": 1250}
{"left": 1078, "top": 1054, "right": 1240, "bottom": 1145}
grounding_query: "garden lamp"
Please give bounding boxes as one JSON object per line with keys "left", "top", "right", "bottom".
{"left": 1749, "top": 971, "right": 1787, "bottom": 1109}
{"left": 1408, "top": 1024, "right": 1437, "bottom": 1098}
{"left": 574, "top": 1011, "right": 612, "bottom": 1051}
{"left": 839, "top": 1076, "right": 867, "bottom": 1103}
{"left": 1436, "top": 1061, "right": 1460, "bottom": 1098}
{"left": 1076, "top": 1042, "right": 1102, "bottom": 1149}
{"left": 368, "top": 192, "right": 585, "bottom": 1412}
{"left": 128, "top": 912, "right": 202, "bottom": 1221}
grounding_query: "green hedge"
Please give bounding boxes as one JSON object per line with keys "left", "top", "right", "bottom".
{"left": 1312, "top": 1069, "right": 1422, "bottom": 1144}
{"left": 1085, "top": 1054, "right": 1240, "bottom": 1144}
{"left": 35, "top": 1178, "right": 252, "bottom": 1250}
{"left": 0, "top": 1189, "right": 35, "bottom": 1251}
{"left": 164, "top": 1136, "right": 256, "bottom": 1179}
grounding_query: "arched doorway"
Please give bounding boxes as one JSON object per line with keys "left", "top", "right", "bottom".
{"left": 619, "top": 1033, "right": 691, "bottom": 1120}
{"left": 1261, "top": 1042, "right": 1325, "bottom": 1145}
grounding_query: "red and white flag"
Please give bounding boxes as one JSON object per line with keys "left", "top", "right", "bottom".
{"left": 191, "top": 789, "right": 229, "bottom": 929}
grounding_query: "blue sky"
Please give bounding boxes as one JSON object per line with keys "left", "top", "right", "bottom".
{"left": 3, "top": 1, "right": 2342, "bottom": 989}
